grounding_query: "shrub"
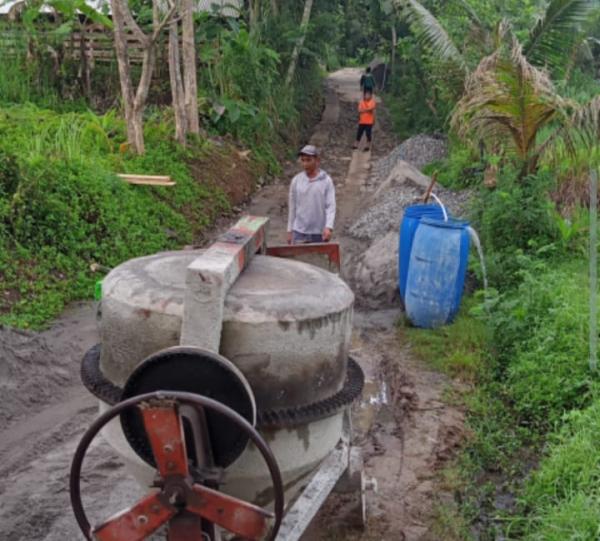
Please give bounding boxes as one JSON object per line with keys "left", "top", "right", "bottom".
{"left": 0, "top": 104, "right": 230, "bottom": 328}
{"left": 515, "top": 400, "right": 600, "bottom": 540}
{"left": 489, "top": 258, "right": 594, "bottom": 429}
{"left": 473, "top": 168, "right": 559, "bottom": 255}
{"left": 422, "top": 138, "right": 483, "bottom": 189}
{"left": 468, "top": 168, "right": 561, "bottom": 289}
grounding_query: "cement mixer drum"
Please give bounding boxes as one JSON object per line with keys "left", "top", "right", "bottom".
{"left": 93, "top": 249, "right": 357, "bottom": 503}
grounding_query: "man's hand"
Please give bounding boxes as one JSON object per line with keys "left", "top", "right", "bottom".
{"left": 287, "top": 231, "right": 293, "bottom": 245}
{"left": 322, "top": 228, "right": 332, "bottom": 242}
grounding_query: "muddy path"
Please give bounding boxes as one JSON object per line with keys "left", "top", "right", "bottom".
{"left": 0, "top": 68, "right": 464, "bottom": 541}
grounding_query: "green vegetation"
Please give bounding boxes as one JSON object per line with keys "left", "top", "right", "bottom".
{"left": 0, "top": 3, "right": 338, "bottom": 327}
{"left": 0, "top": 106, "right": 230, "bottom": 327}
{"left": 399, "top": 298, "right": 489, "bottom": 383}
{"left": 2, "top": 1, "right": 600, "bottom": 538}
{"left": 393, "top": 1, "right": 600, "bottom": 538}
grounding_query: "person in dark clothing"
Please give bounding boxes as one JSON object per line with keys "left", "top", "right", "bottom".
{"left": 359, "top": 67, "right": 376, "bottom": 96}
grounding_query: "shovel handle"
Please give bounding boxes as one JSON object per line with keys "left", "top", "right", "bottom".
{"left": 422, "top": 172, "right": 437, "bottom": 203}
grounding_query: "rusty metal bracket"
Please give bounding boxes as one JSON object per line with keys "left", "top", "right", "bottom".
{"left": 266, "top": 243, "right": 341, "bottom": 273}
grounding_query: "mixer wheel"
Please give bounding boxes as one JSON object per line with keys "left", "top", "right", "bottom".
{"left": 70, "top": 391, "right": 284, "bottom": 541}
{"left": 121, "top": 346, "right": 257, "bottom": 469}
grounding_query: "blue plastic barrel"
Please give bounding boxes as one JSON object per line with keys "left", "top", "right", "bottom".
{"left": 398, "top": 204, "right": 446, "bottom": 301}
{"left": 404, "top": 218, "right": 470, "bottom": 328}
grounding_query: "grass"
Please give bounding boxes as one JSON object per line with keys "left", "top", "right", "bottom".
{"left": 0, "top": 104, "right": 239, "bottom": 328}
{"left": 400, "top": 251, "right": 598, "bottom": 540}
{"left": 398, "top": 297, "right": 489, "bottom": 383}
{"left": 514, "top": 399, "right": 600, "bottom": 540}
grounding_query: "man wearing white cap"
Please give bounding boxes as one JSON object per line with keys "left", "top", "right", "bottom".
{"left": 287, "top": 145, "right": 336, "bottom": 244}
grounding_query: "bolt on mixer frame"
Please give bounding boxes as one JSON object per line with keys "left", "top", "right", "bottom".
{"left": 71, "top": 216, "right": 368, "bottom": 540}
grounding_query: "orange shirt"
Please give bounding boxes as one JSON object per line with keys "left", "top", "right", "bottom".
{"left": 358, "top": 98, "right": 376, "bottom": 125}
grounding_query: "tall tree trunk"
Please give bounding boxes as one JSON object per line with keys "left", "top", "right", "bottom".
{"left": 390, "top": 25, "right": 397, "bottom": 84}
{"left": 285, "top": 0, "right": 314, "bottom": 86}
{"left": 79, "top": 23, "right": 92, "bottom": 99}
{"left": 110, "top": 0, "right": 176, "bottom": 154}
{"left": 270, "top": 0, "right": 279, "bottom": 17}
{"left": 169, "top": 18, "right": 187, "bottom": 144}
{"left": 131, "top": 38, "right": 158, "bottom": 155}
{"left": 181, "top": 0, "right": 199, "bottom": 134}
{"left": 249, "top": 0, "right": 260, "bottom": 32}
{"left": 110, "top": 0, "right": 137, "bottom": 151}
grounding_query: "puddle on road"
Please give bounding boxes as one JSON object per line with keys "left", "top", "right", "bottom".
{"left": 353, "top": 378, "right": 389, "bottom": 437}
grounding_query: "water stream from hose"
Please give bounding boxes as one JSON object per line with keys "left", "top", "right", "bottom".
{"left": 430, "top": 192, "right": 448, "bottom": 221}
{"left": 467, "top": 227, "right": 488, "bottom": 292}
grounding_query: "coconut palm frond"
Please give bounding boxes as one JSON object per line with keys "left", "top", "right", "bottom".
{"left": 524, "top": 0, "right": 593, "bottom": 73}
{"left": 492, "top": 18, "right": 513, "bottom": 50}
{"left": 396, "top": 0, "right": 466, "bottom": 69}
{"left": 571, "top": 95, "right": 600, "bottom": 149}
{"left": 452, "top": 41, "right": 572, "bottom": 175}
{"left": 457, "top": 0, "right": 487, "bottom": 31}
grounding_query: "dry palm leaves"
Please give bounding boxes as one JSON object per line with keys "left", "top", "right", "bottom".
{"left": 451, "top": 40, "right": 576, "bottom": 177}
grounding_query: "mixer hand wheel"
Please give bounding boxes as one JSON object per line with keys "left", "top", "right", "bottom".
{"left": 70, "top": 391, "right": 284, "bottom": 541}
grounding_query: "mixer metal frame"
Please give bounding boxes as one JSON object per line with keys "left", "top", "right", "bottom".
{"left": 275, "top": 409, "right": 367, "bottom": 540}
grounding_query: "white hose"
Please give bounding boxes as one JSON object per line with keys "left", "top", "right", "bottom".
{"left": 429, "top": 192, "right": 448, "bottom": 222}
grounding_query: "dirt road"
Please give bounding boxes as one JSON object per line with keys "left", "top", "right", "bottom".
{"left": 0, "top": 69, "right": 464, "bottom": 541}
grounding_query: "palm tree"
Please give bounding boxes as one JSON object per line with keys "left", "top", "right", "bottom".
{"left": 393, "top": 0, "right": 596, "bottom": 183}
{"left": 451, "top": 40, "right": 576, "bottom": 180}
{"left": 394, "top": 0, "right": 594, "bottom": 77}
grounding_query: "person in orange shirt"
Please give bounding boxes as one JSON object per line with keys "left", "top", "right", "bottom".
{"left": 353, "top": 89, "right": 376, "bottom": 152}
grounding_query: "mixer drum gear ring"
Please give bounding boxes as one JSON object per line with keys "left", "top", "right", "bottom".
{"left": 81, "top": 345, "right": 365, "bottom": 429}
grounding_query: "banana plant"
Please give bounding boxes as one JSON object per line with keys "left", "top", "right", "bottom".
{"left": 3, "top": 0, "right": 112, "bottom": 35}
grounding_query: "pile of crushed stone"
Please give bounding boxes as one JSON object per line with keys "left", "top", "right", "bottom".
{"left": 0, "top": 326, "right": 79, "bottom": 431}
{"left": 347, "top": 134, "right": 471, "bottom": 309}
{"left": 371, "top": 133, "right": 448, "bottom": 179}
{"left": 349, "top": 183, "right": 472, "bottom": 241}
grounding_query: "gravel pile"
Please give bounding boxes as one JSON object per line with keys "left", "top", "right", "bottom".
{"left": 347, "top": 134, "right": 470, "bottom": 309}
{"left": 349, "top": 182, "right": 472, "bottom": 242}
{"left": 371, "top": 133, "right": 448, "bottom": 180}
{"left": 349, "top": 183, "right": 423, "bottom": 241}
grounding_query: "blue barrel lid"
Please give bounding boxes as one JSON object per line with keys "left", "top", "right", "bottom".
{"left": 420, "top": 217, "right": 470, "bottom": 229}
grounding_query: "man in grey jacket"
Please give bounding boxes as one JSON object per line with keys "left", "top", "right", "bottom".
{"left": 287, "top": 145, "right": 336, "bottom": 244}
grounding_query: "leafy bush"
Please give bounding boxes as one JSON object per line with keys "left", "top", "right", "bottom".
{"left": 422, "top": 138, "right": 483, "bottom": 189}
{"left": 488, "top": 258, "right": 594, "bottom": 429}
{"left": 468, "top": 168, "right": 561, "bottom": 289}
{"left": 516, "top": 400, "right": 600, "bottom": 540}
{"left": 0, "top": 104, "right": 230, "bottom": 328}
{"left": 474, "top": 168, "right": 559, "bottom": 254}
{"left": 386, "top": 37, "right": 463, "bottom": 139}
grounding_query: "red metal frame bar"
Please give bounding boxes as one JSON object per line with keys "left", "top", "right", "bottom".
{"left": 93, "top": 492, "right": 176, "bottom": 541}
{"left": 266, "top": 243, "right": 341, "bottom": 273}
{"left": 92, "top": 401, "right": 272, "bottom": 541}
{"left": 187, "top": 484, "right": 272, "bottom": 539}
{"left": 140, "top": 403, "right": 189, "bottom": 478}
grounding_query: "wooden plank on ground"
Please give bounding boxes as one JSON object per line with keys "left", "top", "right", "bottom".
{"left": 118, "top": 174, "right": 176, "bottom": 186}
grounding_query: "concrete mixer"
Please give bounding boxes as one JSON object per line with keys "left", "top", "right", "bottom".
{"left": 70, "top": 216, "right": 368, "bottom": 541}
